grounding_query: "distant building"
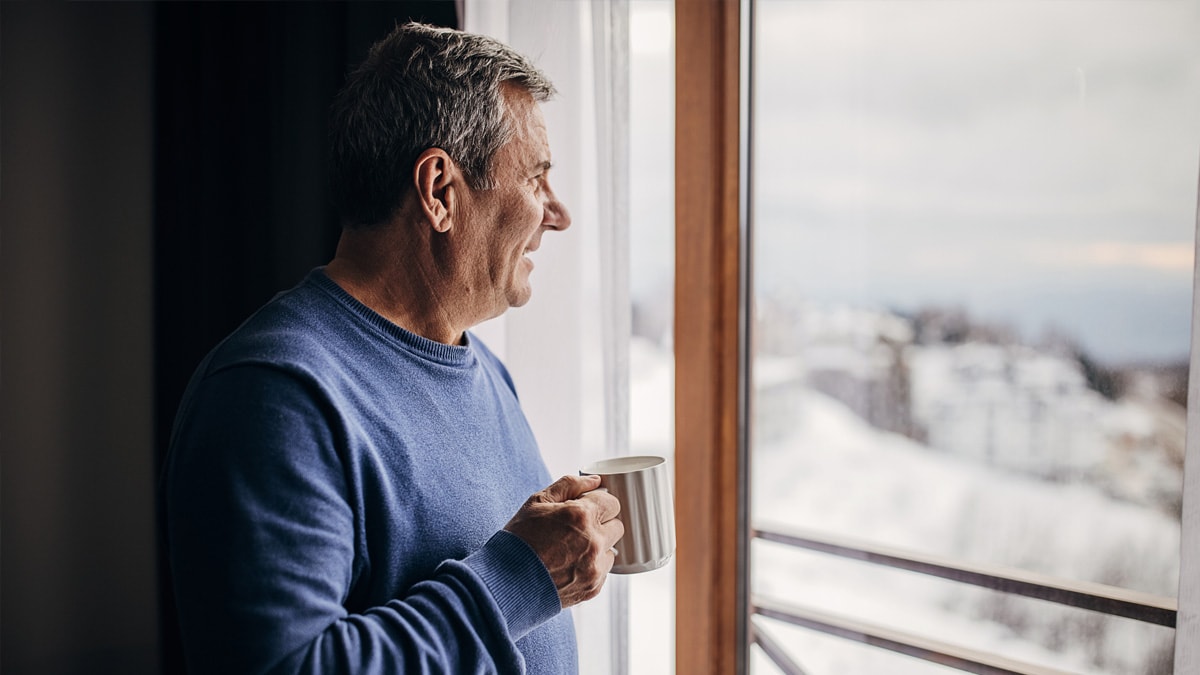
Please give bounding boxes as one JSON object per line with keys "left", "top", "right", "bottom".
{"left": 756, "top": 300, "right": 1184, "bottom": 513}
{"left": 908, "top": 343, "right": 1108, "bottom": 479}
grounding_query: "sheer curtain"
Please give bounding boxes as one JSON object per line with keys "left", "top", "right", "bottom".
{"left": 463, "top": 2, "right": 632, "bottom": 673}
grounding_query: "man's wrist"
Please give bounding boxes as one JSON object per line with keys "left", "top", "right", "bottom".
{"left": 464, "top": 530, "right": 563, "bottom": 641}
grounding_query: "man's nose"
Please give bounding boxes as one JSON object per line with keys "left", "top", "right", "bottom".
{"left": 544, "top": 188, "right": 571, "bottom": 231}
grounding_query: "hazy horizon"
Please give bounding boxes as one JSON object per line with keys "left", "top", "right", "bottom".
{"left": 628, "top": 0, "right": 1200, "bottom": 366}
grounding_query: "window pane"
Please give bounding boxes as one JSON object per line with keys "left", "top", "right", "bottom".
{"left": 629, "top": 1, "right": 675, "bottom": 673}
{"left": 750, "top": 1, "right": 1199, "bottom": 672}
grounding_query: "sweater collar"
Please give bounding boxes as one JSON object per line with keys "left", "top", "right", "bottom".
{"left": 308, "top": 267, "right": 477, "bottom": 367}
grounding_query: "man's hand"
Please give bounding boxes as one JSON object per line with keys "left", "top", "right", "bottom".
{"left": 504, "top": 474, "right": 625, "bottom": 608}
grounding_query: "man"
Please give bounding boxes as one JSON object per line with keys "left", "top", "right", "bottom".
{"left": 163, "top": 22, "right": 623, "bottom": 674}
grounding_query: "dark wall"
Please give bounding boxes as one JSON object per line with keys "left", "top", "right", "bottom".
{"left": 1, "top": 3, "right": 457, "bottom": 673}
{"left": 2, "top": 4, "right": 157, "bottom": 673}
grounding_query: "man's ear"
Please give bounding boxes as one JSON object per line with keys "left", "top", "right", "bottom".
{"left": 412, "top": 148, "right": 459, "bottom": 233}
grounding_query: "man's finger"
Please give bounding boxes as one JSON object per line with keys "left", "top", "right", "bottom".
{"left": 540, "top": 474, "right": 601, "bottom": 503}
{"left": 602, "top": 547, "right": 616, "bottom": 570}
{"left": 601, "top": 516, "right": 625, "bottom": 549}
{"left": 580, "top": 488, "right": 621, "bottom": 523}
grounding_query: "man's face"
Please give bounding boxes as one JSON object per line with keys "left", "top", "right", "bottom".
{"left": 458, "top": 85, "right": 571, "bottom": 319}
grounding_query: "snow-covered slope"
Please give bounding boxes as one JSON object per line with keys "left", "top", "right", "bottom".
{"left": 626, "top": 337, "right": 1180, "bottom": 674}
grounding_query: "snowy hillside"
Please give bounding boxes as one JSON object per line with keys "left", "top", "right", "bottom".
{"left": 752, "top": 383, "right": 1177, "bottom": 674}
{"left": 626, "top": 333, "right": 1181, "bottom": 674}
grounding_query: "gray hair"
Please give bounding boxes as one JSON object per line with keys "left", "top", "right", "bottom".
{"left": 329, "top": 22, "right": 556, "bottom": 227}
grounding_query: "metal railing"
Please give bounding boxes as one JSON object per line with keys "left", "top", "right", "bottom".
{"left": 750, "top": 522, "right": 1178, "bottom": 674}
{"left": 751, "top": 618, "right": 811, "bottom": 675}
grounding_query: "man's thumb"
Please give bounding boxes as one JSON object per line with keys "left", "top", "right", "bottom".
{"left": 541, "top": 474, "right": 601, "bottom": 503}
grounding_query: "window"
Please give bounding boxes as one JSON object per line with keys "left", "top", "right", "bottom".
{"left": 745, "top": 1, "right": 1199, "bottom": 673}
{"left": 468, "top": 1, "right": 1199, "bottom": 672}
{"left": 628, "top": 2, "right": 677, "bottom": 673}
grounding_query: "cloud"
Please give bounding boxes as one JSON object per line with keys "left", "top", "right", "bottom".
{"left": 1037, "top": 241, "right": 1195, "bottom": 272}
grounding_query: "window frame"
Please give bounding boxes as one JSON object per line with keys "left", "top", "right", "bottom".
{"left": 1176, "top": 192, "right": 1200, "bottom": 671}
{"left": 674, "top": 0, "right": 751, "bottom": 673}
{"left": 673, "top": 0, "right": 1200, "bottom": 672}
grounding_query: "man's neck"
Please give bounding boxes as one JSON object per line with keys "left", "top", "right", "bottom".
{"left": 324, "top": 224, "right": 469, "bottom": 346}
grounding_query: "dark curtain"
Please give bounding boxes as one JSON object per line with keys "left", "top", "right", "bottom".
{"left": 153, "top": 4, "right": 459, "bottom": 671}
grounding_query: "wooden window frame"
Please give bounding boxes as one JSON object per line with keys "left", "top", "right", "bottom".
{"left": 675, "top": 0, "right": 749, "bottom": 673}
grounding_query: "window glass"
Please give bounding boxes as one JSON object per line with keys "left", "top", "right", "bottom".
{"left": 629, "top": 1, "right": 676, "bottom": 673}
{"left": 750, "top": 1, "right": 1199, "bottom": 672}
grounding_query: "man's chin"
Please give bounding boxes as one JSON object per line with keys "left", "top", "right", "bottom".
{"left": 506, "top": 283, "right": 533, "bottom": 309}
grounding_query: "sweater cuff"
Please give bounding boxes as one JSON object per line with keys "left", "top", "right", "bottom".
{"left": 465, "top": 530, "right": 563, "bottom": 641}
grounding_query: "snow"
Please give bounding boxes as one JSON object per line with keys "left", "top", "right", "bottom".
{"left": 751, "top": 384, "right": 1177, "bottom": 674}
{"left": 624, "top": 326, "right": 1182, "bottom": 674}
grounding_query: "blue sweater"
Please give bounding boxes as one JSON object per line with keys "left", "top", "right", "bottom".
{"left": 163, "top": 269, "right": 576, "bottom": 674}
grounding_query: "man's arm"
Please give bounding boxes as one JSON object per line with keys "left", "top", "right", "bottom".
{"left": 164, "top": 364, "right": 615, "bottom": 674}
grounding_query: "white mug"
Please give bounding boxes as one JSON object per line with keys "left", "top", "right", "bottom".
{"left": 580, "top": 455, "right": 675, "bottom": 574}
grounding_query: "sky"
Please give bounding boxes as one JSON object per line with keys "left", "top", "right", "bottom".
{"left": 629, "top": 0, "right": 1200, "bottom": 365}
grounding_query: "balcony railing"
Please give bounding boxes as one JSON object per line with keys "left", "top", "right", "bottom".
{"left": 750, "top": 522, "right": 1178, "bottom": 674}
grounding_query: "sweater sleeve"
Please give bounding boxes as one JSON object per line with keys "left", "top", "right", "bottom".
{"left": 163, "top": 364, "right": 562, "bottom": 675}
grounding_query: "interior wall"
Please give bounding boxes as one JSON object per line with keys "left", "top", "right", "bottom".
{"left": 1, "top": 3, "right": 158, "bottom": 673}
